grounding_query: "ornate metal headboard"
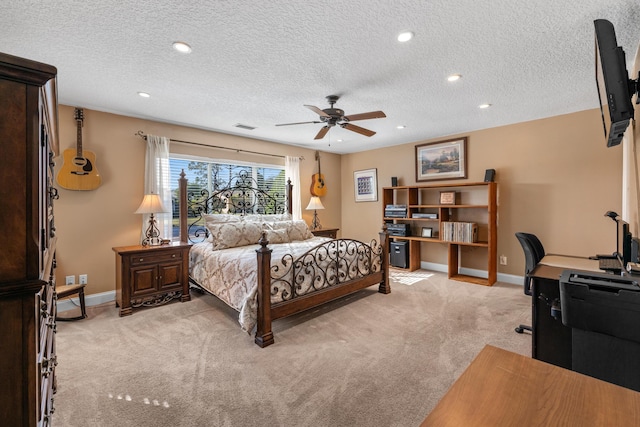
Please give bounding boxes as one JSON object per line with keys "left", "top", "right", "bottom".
{"left": 178, "top": 169, "right": 293, "bottom": 243}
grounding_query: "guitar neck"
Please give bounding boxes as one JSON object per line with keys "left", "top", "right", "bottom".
{"left": 75, "top": 108, "right": 84, "bottom": 157}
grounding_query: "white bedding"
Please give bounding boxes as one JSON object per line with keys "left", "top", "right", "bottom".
{"left": 189, "top": 236, "right": 331, "bottom": 332}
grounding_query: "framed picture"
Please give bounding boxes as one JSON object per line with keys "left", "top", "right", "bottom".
{"left": 354, "top": 168, "right": 378, "bottom": 202}
{"left": 421, "top": 227, "right": 433, "bottom": 238}
{"left": 415, "top": 137, "right": 467, "bottom": 182}
{"left": 440, "top": 191, "right": 457, "bottom": 205}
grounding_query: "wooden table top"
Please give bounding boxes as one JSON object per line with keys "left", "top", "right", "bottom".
{"left": 421, "top": 345, "right": 640, "bottom": 426}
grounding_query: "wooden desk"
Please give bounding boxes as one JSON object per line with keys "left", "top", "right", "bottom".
{"left": 422, "top": 345, "right": 640, "bottom": 426}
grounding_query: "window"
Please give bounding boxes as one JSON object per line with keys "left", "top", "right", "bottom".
{"left": 169, "top": 157, "right": 286, "bottom": 238}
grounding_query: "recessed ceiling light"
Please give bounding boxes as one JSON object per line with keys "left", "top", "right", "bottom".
{"left": 397, "top": 31, "right": 414, "bottom": 42}
{"left": 478, "top": 103, "right": 492, "bottom": 109}
{"left": 396, "top": 125, "right": 406, "bottom": 129}
{"left": 336, "top": 139, "right": 343, "bottom": 142}
{"left": 447, "top": 74, "right": 461, "bottom": 82}
{"left": 137, "top": 92, "right": 150, "bottom": 98}
{"left": 172, "top": 41, "right": 192, "bottom": 53}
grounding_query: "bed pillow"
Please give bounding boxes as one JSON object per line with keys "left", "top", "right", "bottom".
{"left": 243, "top": 213, "right": 292, "bottom": 223}
{"left": 287, "top": 220, "right": 314, "bottom": 241}
{"left": 207, "top": 220, "right": 263, "bottom": 250}
{"left": 203, "top": 213, "right": 242, "bottom": 226}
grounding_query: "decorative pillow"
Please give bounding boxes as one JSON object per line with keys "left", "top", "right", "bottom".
{"left": 207, "top": 221, "right": 263, "bottom": 250}
{"left": 287, "top": 220, "right": 314, "bottom": 241}
{"left": 263, "top": 221, "right": 291, "bottom": 244}
{"left": 264, "top": 228, "right": 289, "bottom": 244}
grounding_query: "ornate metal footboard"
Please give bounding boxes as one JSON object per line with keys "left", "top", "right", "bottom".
{"left": 255, "top": 230, "right": 390, "bottom": 347}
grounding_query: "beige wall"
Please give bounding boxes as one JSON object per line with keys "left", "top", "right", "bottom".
{"left": 55, "top": 104, "right": 624, "bottom": 296}
{"left": 54, "top": 106, "right": 342, "bottom": 295}
{"left": 341, "top": 109, "right": 623, "bottom": 276}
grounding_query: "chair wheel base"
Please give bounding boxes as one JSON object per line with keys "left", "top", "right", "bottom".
{"left": 515, "top": 324, "right": 532, "bottom": 334}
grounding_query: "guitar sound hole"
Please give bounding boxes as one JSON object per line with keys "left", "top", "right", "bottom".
{"left": 73, "top": 157, "right": 88, "bottom": 167}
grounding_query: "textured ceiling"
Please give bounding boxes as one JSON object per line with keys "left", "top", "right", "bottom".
{"left": 3, "top": 1, "right": 640, "bottom": 154}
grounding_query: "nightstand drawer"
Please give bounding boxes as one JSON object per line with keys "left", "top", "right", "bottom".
{"left": 130, "top": 250, "right": 182, "bottom": 265}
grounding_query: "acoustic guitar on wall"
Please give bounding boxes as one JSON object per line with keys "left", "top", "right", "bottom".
{"left": 57, "top": 108, "right": 101, "bottom": 191}
{"left": 310, "top": 150, "right": 327, "bottom": 196}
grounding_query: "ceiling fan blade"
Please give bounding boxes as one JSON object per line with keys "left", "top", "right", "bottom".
{"left": 314, "top": 126, "right": 330, "bottom": 140}
{"left": 276, "top": 121, "right": 323, "bottom": 127}
{"left": 341, "top": 123, "right": 376, "bottom": 137}
{"left": 304, "top": 104, "right": 331, "bottom": 118}
{"left": 344, "top": 111, "right": 386, "bottom": 122}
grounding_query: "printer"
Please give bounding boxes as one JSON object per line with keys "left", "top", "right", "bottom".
{"left": 559, "top": 269, "right": 640, "bottom": 391}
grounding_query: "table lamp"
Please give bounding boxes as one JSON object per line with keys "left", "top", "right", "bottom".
{"left": 135, "top": 193, "right": 169, "bottom": 246}
{"left": 306, "top": 196, "right": 325, "bottom": 230}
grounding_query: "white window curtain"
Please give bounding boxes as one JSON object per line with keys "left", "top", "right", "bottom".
{"left": 141, "top": 134, "right": 171, "bottom": 243}
{"left": 285, "top": 155, "right": 302, "bottom": 220}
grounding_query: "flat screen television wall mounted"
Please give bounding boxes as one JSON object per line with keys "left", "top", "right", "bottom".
{"left": 594, "top": 19, "right": 639, "bottom": 148}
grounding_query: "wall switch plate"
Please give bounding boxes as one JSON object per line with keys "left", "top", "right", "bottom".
{"left": 65, "top": 275, "right": 75, "bottom": 285}
{"left": 499, "top": 255, "right": 507, "bottom": 265}
{"left": 79, "top": 274, "right": 88, "bottom": 285}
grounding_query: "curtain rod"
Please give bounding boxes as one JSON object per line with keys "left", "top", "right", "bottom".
{"left": 135, "top": 131, "right": 303, "bottom": 160}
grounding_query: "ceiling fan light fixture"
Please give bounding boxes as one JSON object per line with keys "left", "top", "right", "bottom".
{"left": 397, "top": 31, "right": 414, "bottom": 42}
{"left": 447, "top": 74, "right": 461, "bottom": 82}
{"left": 172, "top": 41, "right": 192, "bottom": 54}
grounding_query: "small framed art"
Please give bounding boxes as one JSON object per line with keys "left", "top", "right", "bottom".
{"left": 439, "top": 191, "right": 457, "bottom": 205}
{"left": 354, "top": 168, "right": 378, "bottom": 202}
{"left": 421, "top": 227, "right": 433, "bottom": 238}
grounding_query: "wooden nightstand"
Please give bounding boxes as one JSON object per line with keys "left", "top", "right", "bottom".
{"left": 312, "top": 228, "right": 339, "bottom": 239}
{"left": 112, "top": 242, "right": 192, "bottom": 316}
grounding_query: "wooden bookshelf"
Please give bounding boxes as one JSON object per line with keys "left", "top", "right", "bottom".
{"left": 383, "top": 182, "right": 497, "bottom": 286}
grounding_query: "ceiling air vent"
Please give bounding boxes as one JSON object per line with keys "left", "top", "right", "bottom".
{"left": 234, "top": 123, "right": 256, "bottom": 130}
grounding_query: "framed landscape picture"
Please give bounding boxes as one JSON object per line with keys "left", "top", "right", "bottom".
{"left": 415, "top": 137, "right": 467, "bottom": 182}
{"left": 354, "top": 168, "right": 378, "bottom": 202}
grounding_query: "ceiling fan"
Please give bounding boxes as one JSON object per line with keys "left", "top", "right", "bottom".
{"left": 276, "top": 95, "right": 386, "bottom": 140}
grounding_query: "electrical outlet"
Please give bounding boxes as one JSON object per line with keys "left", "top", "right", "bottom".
{"left": 65, "top": 275, "right": 75, "bottom": 285}
{"left": 79, "top": 274, "right": 88, "bottom": 285}
{"left": 499, "top": 255, "right": 507, "bottom": 265}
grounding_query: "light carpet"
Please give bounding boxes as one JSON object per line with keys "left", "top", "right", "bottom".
{"left": 53, "top": 270, "right": 531, "bottom": 427}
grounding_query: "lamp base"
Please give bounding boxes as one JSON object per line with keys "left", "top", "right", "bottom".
{"left": 311, "top": 210, "right": 322, "bottom": 230}
{"left": 142, "top": 214, "right": 163, "bottom": 246}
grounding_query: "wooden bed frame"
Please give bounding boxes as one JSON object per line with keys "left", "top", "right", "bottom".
{"left": 177, "top": 170, "right": 390, "bottom": 347}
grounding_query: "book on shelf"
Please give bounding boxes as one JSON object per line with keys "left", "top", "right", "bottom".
{"left": 441, "top": 222, "right": 478, "bottom": 243}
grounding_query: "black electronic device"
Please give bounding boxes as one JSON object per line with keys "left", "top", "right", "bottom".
{"left": 483, "top": 169, "right": 495, "bottom": 182}
{"left": 384, "top": 204, "right": 407, "bottom": 218}
{"left": 599, "top": 219, "right": 631, "bottom": 273}
{"left": 387, "top": 223, "right": 411, "bottom": 237}
{"left": 391, "top": 177, "right": 398, "bottom": 187}
{"left": 390, "top": 241, "right": 409, "bottom": 268}
{"left": 594, "top": 19, "right": 639, "bottom": 148}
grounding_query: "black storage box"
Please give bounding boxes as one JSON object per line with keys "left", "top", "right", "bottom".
{"left": 390, "top": 241, "right": 409, "bottom": 268}
{"left": 559, "top": 270, "right": 640, "bottom": 343}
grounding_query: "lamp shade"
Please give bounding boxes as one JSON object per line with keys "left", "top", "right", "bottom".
{"left": 306, "top": 196, "right": 325, "bottom": 211}
{"left": 135, "top": 193, "right": 168, "bottom": 214}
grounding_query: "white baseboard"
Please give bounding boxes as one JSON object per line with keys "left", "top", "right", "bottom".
{"left": 420, "top": 261, "right": 523, "bottom": 286}
{"left": 57, "top": 290, "right": 115, "bottom": 313}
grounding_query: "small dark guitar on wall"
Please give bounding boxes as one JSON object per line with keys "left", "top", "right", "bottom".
{"left": 310, "top": 150, "right": 327, "bottom": 196}
{"left": 57, "top": 108, "right": 101, "bottom": 190}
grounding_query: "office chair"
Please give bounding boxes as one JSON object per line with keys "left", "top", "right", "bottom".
{"left": 514, "top": 232, "right": 546, "bottom": 334}
{"left": 56, "top": 283, "right": 87, "bottom": 321}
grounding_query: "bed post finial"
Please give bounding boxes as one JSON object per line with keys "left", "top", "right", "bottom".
{"left": 179, "top": 169, "right": 188, "bottom": 243}
{"left": 378, "top": 223, "right": 391, "bottom": 294}
{"left": 255, "top": 231, "right": 274, "bottom": 347}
